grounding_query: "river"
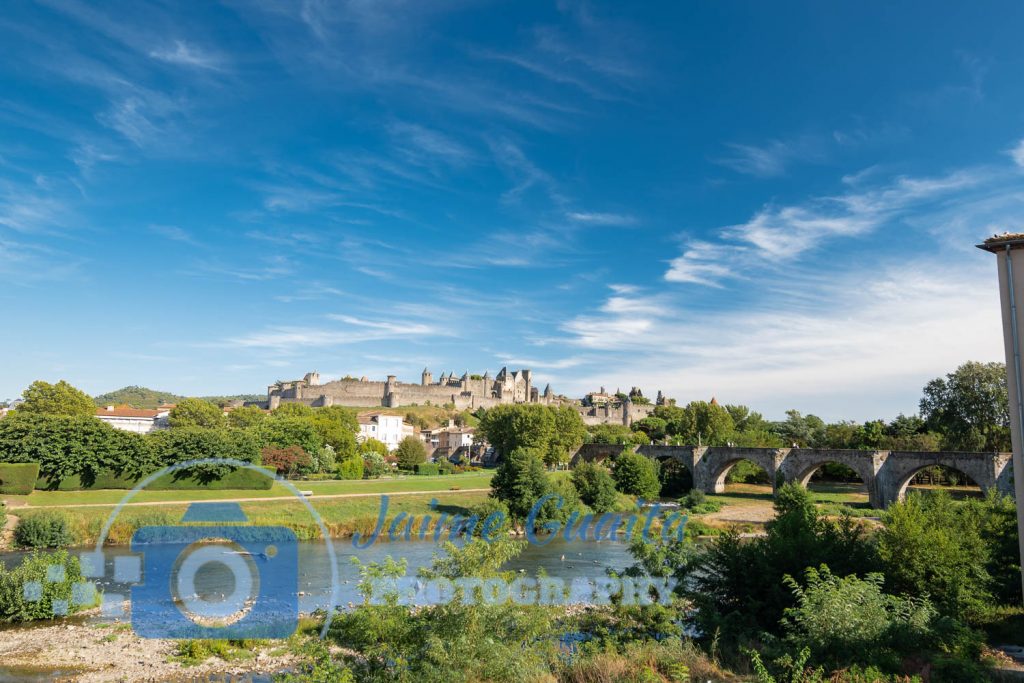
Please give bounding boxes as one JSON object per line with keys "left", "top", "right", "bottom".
{"left": 0, "top": 536, "right": 636, "bottom": 625}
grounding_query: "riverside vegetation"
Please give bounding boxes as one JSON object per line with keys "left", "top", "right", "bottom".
{"left": 0, "top": 362, "right": 1021, "bottom": 680}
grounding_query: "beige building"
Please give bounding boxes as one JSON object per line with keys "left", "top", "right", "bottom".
{"left": 95, "top": 406, "right": 170, "bottom": 434}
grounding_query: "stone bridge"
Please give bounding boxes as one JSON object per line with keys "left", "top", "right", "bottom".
{"left": 569, "top": 444, "right": 1013, "bottom": 508}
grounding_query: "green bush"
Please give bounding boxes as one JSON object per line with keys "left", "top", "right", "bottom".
{"left": 437, "top": 460, "right": 455, "bottom": 475}
{"left": 14, "top": 512, "right": 73, "bottom": 549}
{"left": 415, "top": 463, "right": 440, "bottom": 476}
{"left": 680, "top": 489, "right": 722, "bottom": 515}
{"left": 362, "top": 451, "right": 387, "bottom": 478}
{"left": 0, "top": 463, "right": 40, "bottom": 494}
{"left": 337, "top": 456, "right": 364, "bottom": 480}
{"left": 35, "top": 471, "right": 139, "bottom": 491}
{"left": 33, "top": 465, "right": 274, "bottom": 491}
{"left": 149, "top": 466, "right": 274, "bottom": 490}
{"left": 0, "top": 550, "right": 95, "bottom": 622}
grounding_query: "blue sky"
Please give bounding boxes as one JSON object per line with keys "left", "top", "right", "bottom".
{"left": 2, "top": 1, "right": 1023, "bottom": 420}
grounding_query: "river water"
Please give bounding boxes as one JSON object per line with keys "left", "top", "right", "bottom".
{"left": 0, "top": 536, "right": 636, "bottom": 623}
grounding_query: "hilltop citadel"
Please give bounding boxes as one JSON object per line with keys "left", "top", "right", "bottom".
{"left": 266, "top": 368, "right": 663, "bottom": 426}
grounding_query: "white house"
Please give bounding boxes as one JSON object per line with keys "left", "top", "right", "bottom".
{"left": 95, "top": 406, "right": 170, "bottom": 434}
{"left": 357, "top": 413, "right": 415, "bottom": 451}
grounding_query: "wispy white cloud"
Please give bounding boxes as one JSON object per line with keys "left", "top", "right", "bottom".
{"left": 150, "top": 224, "right": 199, "bottom": 245}
{"left": 487, "top": 137, "right": 564, "bottom": 204}
{"left": 222, "top": 314, "right": 450, "bottom": 350}
{"left": 716, "top": 137, "right": 824, "bottom": 178}
{"left": 149, "top": 40, "right": 223, "bottom": 71}
{"left": 566, "top": 211, "right": 637, "bottom": 225}
{"left": 1010, "top": 138, "right": 1024, "bottom": 169}
{"left": 667, "top": 168, "right": 987, "bottom": 285}
{"left": 560, "top": 265, "right": 1003, "bottom": 421}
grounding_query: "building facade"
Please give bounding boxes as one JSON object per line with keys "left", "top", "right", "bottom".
{"left": 357, "top": 413, "right": 415, "bottom": 451}
{"left": 95, "top": 406, "right": 170, "bottom": 434}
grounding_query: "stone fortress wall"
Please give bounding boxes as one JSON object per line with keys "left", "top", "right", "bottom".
{"left": 265, "top": 369, "right": 659, "bottom": 426}
{"left": 267, "top": 367, "right": 555, "bottom": 411}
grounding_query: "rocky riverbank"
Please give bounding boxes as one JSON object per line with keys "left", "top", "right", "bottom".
{"left": 0, "top": 613, "right": 297, "bottom": 682}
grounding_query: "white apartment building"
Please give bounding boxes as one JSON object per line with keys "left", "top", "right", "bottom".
{"left": 357, "top": 413, "right": 415, "bottom": 451}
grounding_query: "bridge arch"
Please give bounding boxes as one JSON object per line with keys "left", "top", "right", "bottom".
{"left": 702, "top": 447, "right": 783, "bottom": 494}
{"left": 892, "top": 463, "right": 985, "bottom": 503}
{"left": 878, "top": 452, "right": 1000, "bottom": 507}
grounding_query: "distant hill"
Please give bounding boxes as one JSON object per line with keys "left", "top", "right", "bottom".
{"left": 93, "top": 386, "right": 263, "bottom": 409}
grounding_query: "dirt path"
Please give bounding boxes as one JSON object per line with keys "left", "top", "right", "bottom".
{"left": 19, "top": 487, "right": 492, "bottom": 510}
{"left": 1, "top": 510, "right": 17, "bottom": 547}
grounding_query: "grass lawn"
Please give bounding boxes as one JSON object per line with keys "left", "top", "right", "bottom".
{"left": 5, "top": 471, "right": 494, "bottom": 508}
{"left": 17, "top": 491, "right": 495, "bottom": 546}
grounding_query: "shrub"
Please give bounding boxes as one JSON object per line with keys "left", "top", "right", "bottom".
{"left": 571, "top": 462, "right": 619, "bottom": 512}
{"left": 877, "top": 491, "right": 993, "bottom": 618}
{"left": 613, "top": 451, "right": 661, "bottom": 499}
{"left": 0, "top": 463, "right": 40, "bottom": 494}
{"left": 337, "top": 455, "right": 364, "bottom": 480}
{"left": 437, "top": 459, "right": 455, "bottom": 475}
{"left": 0, "top": 550, "right": 94, "bottom": 622}
{"left": 15, "top": 512, "right": 73, "bottom": 549}
{"left": 680, "top": 489, "right": 722, "bottom": 515}
{"left": 260, "top": 445, "right": 311, "bottom": 479}
{"left": 415, "top": 463, "right": 440, "bottom": 476}
{"left": 362, "top": 451, "right": 387, "bottom": 478}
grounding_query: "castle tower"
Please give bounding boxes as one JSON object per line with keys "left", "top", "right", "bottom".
{"left": 422, "top": 367, "right": 432, "bottom": 386}
{"left": 384, "top": 375, "right": 398, "bottom": 407}
{"left": 522, "top": 369, "right": 532, "bottom": 403}
{"left": 621, "top": 394, "right": 634, "bottom": 426}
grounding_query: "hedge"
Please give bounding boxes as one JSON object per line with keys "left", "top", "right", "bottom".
{"left": 34, "top": 466, "right": 275, "bottom": 491}
{"left": 0, "top": 463, "right": 40, "bottom": 495}
{"left": 415, "top": 463, "right": 440, "bottom": 476}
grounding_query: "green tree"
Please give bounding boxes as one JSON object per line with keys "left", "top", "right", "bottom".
{"left": 361, "top": 438, "right": 388, "bottom": 457}
{"left": 490, "top": 447, "right": 551, "bottom": 520}
{"left": 632, "top": 416, "right": 667, "bottom": 442}
{"left": 261, "top": 416, "right": 324, "bottom": 455}
{"left": 612, "top": 451, "right": 661, "bottom": 499}
{"left": 273, "top": 402, "right": 315, "bottom": 418}
{"left": 586, "top": 423, "right": 648, "bottom": 446}
{"left": 571, "top": 462, "right": 619, "bottom": 513}
{"left": 226, "top": 405, "right": 267, "bottom": 429}
{"left": 477, "top": 404, "right": 555, "bottom": 458}
{"left": 920, "top": 361, "right": 1010, "bottom": 451}
{"left": 18, "top": 380, "right": 94, "bottom": 417}
{"left": 675, "top": 401, "right": 735, "bottom": 445}
{"left": 548, "top": 406, "right": 586, "bottom": 467}
{"left": 168, "top": 398, "right": 225, "bottom": 429}
{"left": 309, "top": 409, "right": 358, "bottom": 460}
{"left": 394, "top": 436, "right": 427, "bottom": 471}
{"left": 0, "top": 413, "right": 158, "bottom": 485}
{"left": 774, "top": 410, "right": 827, "bottom": 447}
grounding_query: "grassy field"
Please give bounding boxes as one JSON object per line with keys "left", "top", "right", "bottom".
{"left": 4, "top": 471, "right": 493, "bottom": 508}
{"left": 11, "top": 491, "right": 495, "bottom": 546}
